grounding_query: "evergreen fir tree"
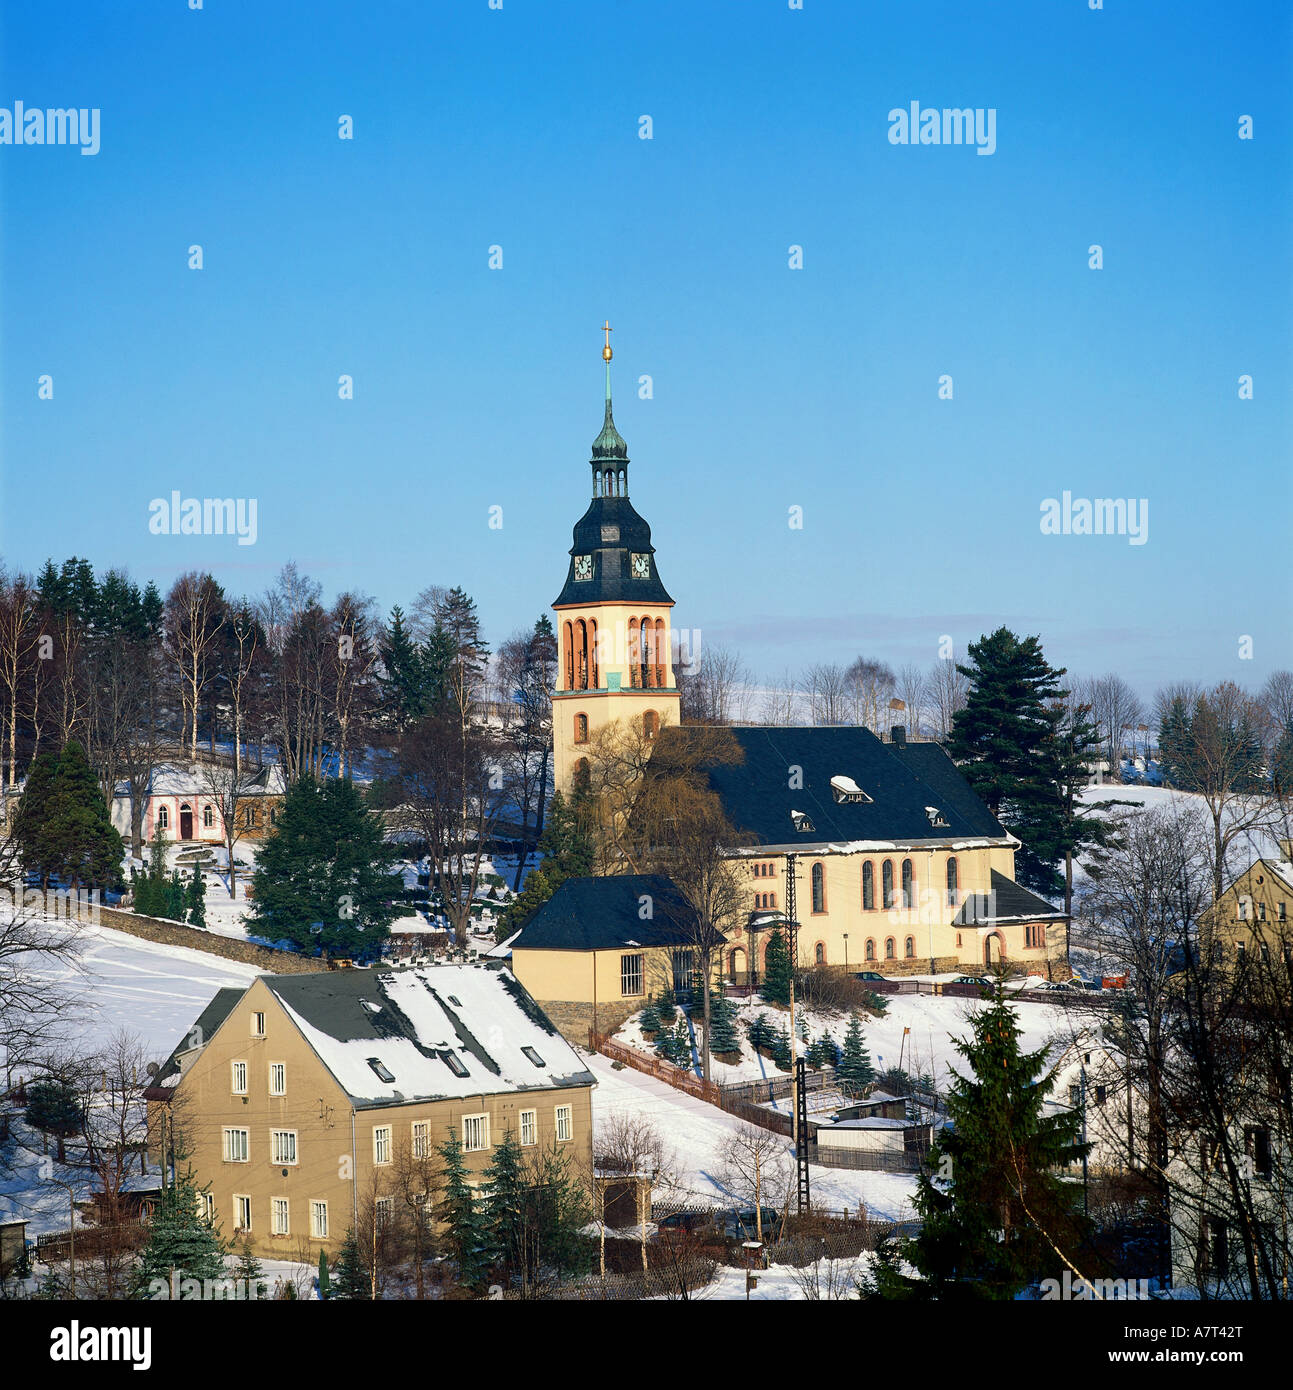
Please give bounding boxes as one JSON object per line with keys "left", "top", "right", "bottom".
{"left": 234, "top": 1237, "right": 266, "bottom": 1300}
{"left": 1272, "top": 718, "right": 1293, "bottom": 800}
{"left": 186, "top": 864, "right": 207, "bottom": 927}
{"left": 886, "top": 992, "right": 1090, "bottom": 1300}
{"left": 485, "top": 1130, "right": 528, "bottom": 1280}
{"left": 797, "top": 1011, "right": 810, "bottom": 1043}
{"left": 837, "top": 1014, "right": 876, "bottom": 1096}
{"left": 330, "top": 1229, "right": 371, "bottom": 1300}
{"left": 437, "top": 1131, "right": 494, "bottom": 1290}
{"left": 946, "top": 628, "right": 1071, "bottom": 895}
{"left": 770, "top": 1024, "right": 792, "bottom": 1071}
{"left": 761, "top": 926, "right": 792, "bottom": 1007}
{"left": 1158, "top": 696, "right": 1192, "bottom": 788}
{"left": 24, "top": 1078, "right": 83, "bottom": 1163}
{"left": 638, "top": 998, "right": 662, "bottom": 1035}
{"left": 248, "top": 775, "right": 402, "bottom": 957}
{"left": 707, "top": 991, "right": 741, "bottom": 1056}
{"left": 809, "top": 1031, "right": 840, "bottom": 1069}
{"left": 164, "top": 869, "right": 188, "bottom": 923}
{"left": 656, "top": 988, "right": 677, "bottom": 1023}
{"left": 672, "top": 1019, "right": 694, "bottom": 1069}
{"left": 378, "top": 604, "right": 431, "bottom": 731}
{"left": 131, "top": 1169, "right": 227, "bottom": 1297}
{"left": 747, "top": 1012, "right": 773, "bottom": 1051}
{"left": 13, "top": 740, "right": 123, "bottom": 890}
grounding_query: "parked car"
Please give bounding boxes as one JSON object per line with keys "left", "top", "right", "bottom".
{"left": 854, "top": 970, "right": 887, "bottom": 982}
{"left": 950, "top": 975, "right": 990, "bottom": 988}
{"left": 717, "top": 1206, "right": 781, "bottom": 1240}
{"left": 654, "top": 1210, "right": 714, "bottom": 1237}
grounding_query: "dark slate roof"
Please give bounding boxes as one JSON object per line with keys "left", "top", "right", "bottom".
{"left": 153, "top": 987, "right": 244, "bottom": 1087}
{"left": 670, "top": 726, "right": 1008, "bottom": 849}
{"left": 953, "top": 869, "right": 1067, "bottom": 925}
{"left": 512, "top": 873, "right": 704, "bottom": 952}
{"left": 552, "top": 495, "right": 674, "bottom": 607}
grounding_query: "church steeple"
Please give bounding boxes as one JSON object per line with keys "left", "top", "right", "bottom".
{"left": 591, "top": 321, "right": 628, "bottom": 496}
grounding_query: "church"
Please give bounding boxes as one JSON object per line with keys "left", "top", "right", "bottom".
{"left": 509, "top": 329, "right": 1067, "bottom": 1039}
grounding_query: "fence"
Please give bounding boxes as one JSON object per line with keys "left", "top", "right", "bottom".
{"left": 868, "top": 977, "right": 1118, "bottom": 1008}
{"left": 806, "top": 1142, "right": 927, "bottom": 1173}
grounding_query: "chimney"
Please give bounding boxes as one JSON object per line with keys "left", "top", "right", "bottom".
{"left": 890, "top": 725, "right": 907, "bottom": 747}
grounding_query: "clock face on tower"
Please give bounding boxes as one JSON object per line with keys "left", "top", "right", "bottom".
{"left": 631, "top": 552, "right": 651, "bottom": 579}
{"left": 573, "top": 554, "right": 593, "bottom": 581}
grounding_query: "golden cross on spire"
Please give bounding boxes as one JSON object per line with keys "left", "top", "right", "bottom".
{"left": 601, "top": 319, "right": 613, "bottom": 362}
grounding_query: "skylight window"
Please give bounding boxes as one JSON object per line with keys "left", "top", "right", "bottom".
{"left": 448, "top": 996, "right": 462, "bottom": 1007}
{"left": 830, "top": 775, "right": 872, "bottom": 805}
{"left": 443, "top": 1050, "right": 469, "bottom": 1078}
{"left": 367, "top": 1057, "right": 395, "bottom": 1084}
{"left": 790, "top": 810, "right": 815, "bottom": 833}
{"left": 521, "top": 1046, "right": 546, "bottom": 1068}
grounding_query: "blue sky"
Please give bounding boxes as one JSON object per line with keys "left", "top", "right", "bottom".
{"left": 1, "top": 0, "right": 1289, "bottom": 699}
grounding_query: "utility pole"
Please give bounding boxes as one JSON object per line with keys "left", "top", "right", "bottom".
{"left": 784, "top": 853, "right": 810, "bottom": 1214}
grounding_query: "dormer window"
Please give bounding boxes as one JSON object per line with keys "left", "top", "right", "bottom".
{"left": 925, "top": 805, "right": 949, "bottom": 828}
{"left": 830, "top": 775, "right": 872, "bottom": 805}
{"left": 790, "top": 810, "right": 815, "bottom": 833}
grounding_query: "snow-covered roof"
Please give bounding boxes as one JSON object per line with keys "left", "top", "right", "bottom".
{"left": 822, "top": 1117, "right": 910, "bottom": 1131}
{"left": 264, "top": 964, "right": 594, "bottom": 1107}
{"left": 111, "top": 761, "right": 286, "bottom": 800}
{"left": 483, "top": 931, "right": 519, "bottom": 959}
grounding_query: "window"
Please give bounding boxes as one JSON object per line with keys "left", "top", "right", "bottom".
{"left": 865, "top": 938, "right": 876, "bottom": 961}
{"left": 946, "top": 858, "right": 959, "bottom": 907}
{"left": 884, "top": 937, "right": 895, "bottom": 960}
{"left": 956, "top": 932, "right": 963, "bottom": 948}
{"left": 412, "top": 1121, "right": 429, "bottom": 1160}
{"left": 244, "top": 806, "right": 256, "bottom": 828}
{"left": 1237, "top": 941, "right": 1247, "bottom": 960}
{"left": 520, "top": 1109, "right": 537, "bottom": 1146}
{"left": 1094, "top": 1085, "right": 1107, "bottom": 1106}
{"left": 463, "top": 1114, "right": 490, "bottom": 1152}
{"left": 271, "top": 1130, "right": 297, "bottom": 1166}
{"left": 904, "top": 935, "right": 915, "bottom": 959}
{"left": 250, "top": 1012, "right": 266, "bottom": 1037}
{"left": 1245, "top": 1126, "right": 1273, "bottom": 1180}
{"left": 373, "top": 1126, "right": 392, "bottom": 1165}
{"left": 234, "top": 1195, "right": 251, "bottom": 1230}
{"left": 1201, "top": 1218, "right": 1228, "bottom": 1279}
{"left": 573, "top": 713, "right": 589, "bottom": 744}
{"left": 203, "top": 804, "right": 214, "bottom": 828}
{"left": 521, "top": 1046, "right": 545, "bottom": 1067}
{"left": 1280, "top": 902, "right": 1287, "bottom": 922}
{"left": 862, "top": 860, "right": 874, "bottom": 910}
{"left": 231, "top": 1061, "right": 247, "bottom": 1095}
{"left": 269, "top": 1063, "right": 286, "bottom": 1096}
{"left": 368, "top": 1058, "right": 396, "bottom": 1084}
{"left": 157, "top": 806, "right": 169, "bottom": 830}
{"left": 199, "top": 1192, "right": 215, "bottom": 1223}
{"left": 814, "top": 942, "right": 825, "bottom": 964}
{"left": 555, "top": 1105, "right": 572, "bottom": 1142}
{"left": 1068, "top": 1084, "right": 1081, "bottom": 1107}
{"left": 621, "top": 952, "right": 643, "bottom": 997}
{"left": 311, "top": 1201, "right": 328, "bottom": 1240}
{"left": 223, "top": 1128, "right": 250, "bottom": 1163}
{"left": 901, "top": 859, "right": 913, "bottom": 909}
{"left": 271, "top": 1198, "right": 289, "bottom": 1236}
{"left": 1258, "top": 902, "right": 1267, "bottom": 921}
{"left": 643, "top": 710, "right": 659, "bottom": 740}
{"left": 791, "top": 811, "right": 815, "bottom": 833}
{"left": 375, "top": 1197, "right": 392, "bottom": 1231}
{"left": 882, "top": 860, "right": 894, "bottom": 908}
{"left": 1238, "top": 899, "right": 1249, "bottom": 920}
{"left": 811, "top": 861, "right": 826, "bottom": 913}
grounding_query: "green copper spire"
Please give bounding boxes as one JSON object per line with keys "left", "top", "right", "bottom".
{"left": 590, "top": 321, "right": 628, "bottom": 497}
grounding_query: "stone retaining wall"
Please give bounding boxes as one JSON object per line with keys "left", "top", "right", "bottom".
{"left": 34, "top": 892, "right": 324, "bottom": 975}
{"left": 537, "top": 998, "right": 639, "bottom": 1046}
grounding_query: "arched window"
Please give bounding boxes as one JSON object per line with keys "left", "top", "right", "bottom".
{"left": 202, "top": 805, "right": 214, "bottom": 829}
{"left": 157, "top": 805, "right": 169, "bottom": 831}
{"left": 639, "top": 615, "right": 653, "bottom": 689}
{"left": 573, "top": 758, "right": 590, "bottom": 795}
{"left": 905, "top": 935, "right": 915, "bottom": 959}
{"left": 946, "top": 857, "right": 959, "bottom": 907}
{"left": 643, "top": 709, "right": 660, "bottom": 740}
{"left": 811, "top": 861, "right": 826, "bottom": 914}
{"left": 729, "top": 948, "right": 745, "bottom": 981}
{"left": 628, "top": 618, "right": 641, "bottom": 688}
{"left": 574, "top": 619, "right": 589, "bottom": 690}
{"left": 814, "top": 942, "right": 825, "bottom": 965}
{"left": 589, "top": 617, "right": 599, "bottom": 690}
{"left": 882, "top": 860, "right": 894, "bottom": 908}
{"left": 901, "top": 858, "right": 913, "bottom": 909}
{"left": 769, "top": 892, "right": 777, "bottom": 909}
{"left": 862, "top": 860, "right": 874, "bottom": 911}
{"left": 573, "top": 713, "right": 588, "bottom": 745}
{"left": 884, "top": 937, "right": 896, "bottom": 960}
{"left": 244, "top": 806, "right": 256, "bottom": 828}
{"left": 653, "top": 618, "right": 666, "bottom": 688}
{"left": 562, "top": 621, "right": 574, "bottom": 691}
{"left": 865, "top": 938, "right": 876, "bottom": 961}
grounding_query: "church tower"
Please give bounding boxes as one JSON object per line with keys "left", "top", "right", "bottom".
{"left": 552, "top": 325, "right": 680, "bottom": 796}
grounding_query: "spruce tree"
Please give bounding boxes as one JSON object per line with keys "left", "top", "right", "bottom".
{"left": 186, "top": 863, "right": 207, "bottom": 927}
{"left": 11, "top": 750, "right": 59, "bottom": 885}
{"left": 946, "top": 628, "right": 1071, "bottom": 895}
{"left": 131, "top": 1169, "right": 227, "bottom": 1297}
{"left": 837, "top": 1014, "right": 875, "bottom": 1096}
{"left": 235, "top": 1237, "right": 266, "bottom": 1300}
{"left": 707, "top": 991, "right": 741, "bottom": 1056}
{"left": 315, "top": 1249, "right": 330, "bottom": 1301}
{"left": 164, "top": 869, "right": 188, "bottom": 923}
{"left": 1273, "top": 718, "right": 1293, "bottom": 799}
{"left": 1158, "top": 695, "right": 1192, "bottom": 788}
{"left": 761, "top": 926, "right": 792, "bottom": 1007}
{"left": 248, "top": 775, "right": 402, "bottom": 957}
{"left": 13, "top": 740, "right": 123, "bottom": 890}
{"left": 770, "top": 1024, "right": 792, "bottom": 1071}
{"left": 747, "top": 1012, "right": 773, "bottom": 1052}
{"left": 673, "top": 1019, "right": 693, "bottom": 1069}
{"left": 437, "top": 1131, "right": 494, "bottom": 1290}
{"left": 889, "top": 992, "right": 1090, "bottom": 1299}
{"left": 24, "top": 1078, "right": 83, "bottom": 1163}
{"left": 638, "top": 998, "right": 662, "bottom": 1035}
{"left": 330, "top": 1229, "right": 370, "bottom": 1300}
{"left": 485, "top": 1130, "right": 528, "bottom": 1281}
